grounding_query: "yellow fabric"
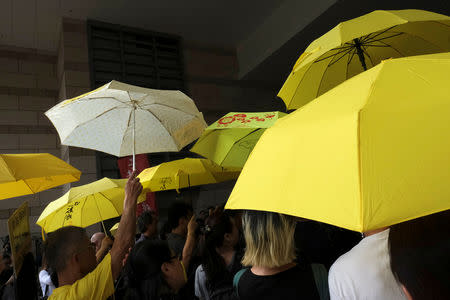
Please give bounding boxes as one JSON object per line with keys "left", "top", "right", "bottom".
{"left": 138, "top": 158, "right": 240, "bottom": 192}
{"left": 191, "top": 112, "right": 286, "bottom": 168}
{"left": 37, "top": 178, "right": 145, "bottom": 233}
{"left": 278, "top": 9, "right": 450, "bottom": 110}
{"left": 0, "top": 153, "right": 81, "bottom": 200}
{"left": 226, "top": 53, "right": 450, "bottom": 232}
{"left": 50, "top": 253, "right": 114, "bottom": 300}
{"left": 109, "top": 222, "right": 119, "bottom": 237}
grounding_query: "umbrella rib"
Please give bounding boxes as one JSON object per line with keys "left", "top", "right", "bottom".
{"left": 363, "top": 26, "right": 396, "bottom": 43}
{"left": 220, "top": 129, "right": 261, "bottom": 165}
{"left": 360, "top": 33, "right": 374, "bottom": 43}
{"left": 141, "top": 109, "right": 179, "bottom": 148}
{"left": 289, "top": 59, "right": 319, "bottom": 106}
{"left": 316, "top": 48, "right": 349, "bottom": 96}
{"left": 314, "top": 45, "right": 355, "bottom": 63}
{"left": 62, "top": 106, "right": 120, "bottom": 142}
{"left": 374, "top": 40, "right": 406, "bottom": 57}
{"left": 66, "top": 95, "right": 130, "bottom": 107}
{"left": 139, "top": 102, "right": 199, "bottom": 118}
{"left": 346, "top": 48, "right": 358, "bottom": 79}
{"left": 384, "top": 31, "right": 447, "bottom": 51}
{"left": 327, "top": 47, "right": 356, "bottom": 67}
{"left": 366, "top": 32, "right": 404, "bottom": 44}
{"left": 361, "top": 45, "right": 375, "bottom": 67}
{"left": 80, "top": 194, "right": 88, "bottom": 228}
{"left": 347, "top": 48, "right": 357, "bottom": 66}
{"left": 118, "top": 109, "right": 133, "bottom": 156}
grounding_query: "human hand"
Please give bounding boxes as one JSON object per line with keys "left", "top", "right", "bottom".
{"left": 101, "top": 236, "right": 114, "bottom": 249}
{"left": 187, "top": 215, "right": 198, "bottom": 236}
{"left": 125, "top": 170, "right": 143, "bottom": 206}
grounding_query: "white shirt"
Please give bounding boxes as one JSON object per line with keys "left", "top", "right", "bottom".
{"left": 39, "top": 269, "right": 55, "bottom": 297}
{"left": 328, "top": 229, "right": 406, "bottom": 300}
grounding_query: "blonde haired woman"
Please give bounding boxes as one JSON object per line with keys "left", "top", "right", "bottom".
{"left": 233, "top": 210, "right": 328, "bottom": 300}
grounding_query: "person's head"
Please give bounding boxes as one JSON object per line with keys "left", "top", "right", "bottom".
{"left": 90, "top": 232, "right": 105, "bottom": 253}
{"left": 201, "top": 208, "right": 239, "bottom": 282}
{"left": 45, "top": 226, "right": 97, "bottom": 280}
{"left": 126, "top": 240, "right": 186, "bottom": 299}
{"left": 242, "top": 210, "right": 296, "bottom": 268}
{"left": 204, "top": 208, "right": 239, "bottom": 251}
{"left": 167, "top": 202, "right": 193, "bottom": 236}
{"left": 137, "top": 211, "right": 158, "bottom": 238}
{"left": 389, "top": 210, "right": 450, "bottom": 300}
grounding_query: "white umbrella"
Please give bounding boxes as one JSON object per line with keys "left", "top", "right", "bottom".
{"left": 46, "top": 80, "right": 207, "bottom": 169}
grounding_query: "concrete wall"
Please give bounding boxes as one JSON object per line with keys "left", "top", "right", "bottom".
{"left": 0, "top": 46, "right": 60, "bottom": 236}
{"left": 184, "top": 43, "right": 282, "bottom": 125}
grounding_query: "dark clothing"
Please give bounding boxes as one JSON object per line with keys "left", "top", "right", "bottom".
{"left": 136, "top": 234, "right": 156, "bottom": 245}
{"left": 236, "top": 263, "right": 320, "bottom": 300}
{"left": 166, "top": 233, "right": 185, "bottom": 258}
{"left": 295, "top": 221, "right": 361, "bottom": 269}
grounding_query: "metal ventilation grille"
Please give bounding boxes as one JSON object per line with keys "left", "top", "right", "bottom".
{"left": 87, "top": 20, "right": 184, "bottom": 92}
{"left": 87, "top": 20, "right": 185, "bottom": 179}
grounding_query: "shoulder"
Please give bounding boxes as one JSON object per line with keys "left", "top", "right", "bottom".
{"left": 52, "top": 253, "right": 114, "bottom": 300}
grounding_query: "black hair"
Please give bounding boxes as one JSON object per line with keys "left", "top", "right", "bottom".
{"left": 137, "top": 211, "right": 154, "bottom": 234}
{"left": 201, "top": 209, "right": 234, "bottom": 287}
{"left": 125, "top": 240, "right": 173, "bottom": 300}
{"left": 167, "top": 202, "right": 192, "bottom": 231}
{"left": 389, "top": 210, "right": 450, "bottom": 300}
{"left": 44, "top": 226, "right": 87, "bottom": 273}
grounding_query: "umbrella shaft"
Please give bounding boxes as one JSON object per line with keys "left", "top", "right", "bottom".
{"left": 353, "top": 38, "right": 367, "bottom": 71}
{"left": 132, "top": 107, "right": 136, "bottom": 171}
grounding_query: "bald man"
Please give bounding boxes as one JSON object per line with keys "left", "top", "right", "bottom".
{"left": 91, "top": 232, "right": 105, "bottom": 253}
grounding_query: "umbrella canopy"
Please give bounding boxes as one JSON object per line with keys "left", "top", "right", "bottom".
{"left": 37, "top": 177, "right": 145, "bottom": 233}
{"left": 226, "top": 53, "right": 450, "bottom": 232}
{"left": 278, "top": 9, "right": 450, "bottom": 110}
{"left": 0, "top": 153, "right": 81, "bottom": 200}
{"left": 110, "top": 222, "right": 119, "bottom": 237}
{"left": 138, "top": 158, "right": 241, "bottom": 192}
{"left": 191, "top": 112, "right": 286, "bottom": 168}
{"left": 45, "top": 80, "right": 207, "bottom": 168}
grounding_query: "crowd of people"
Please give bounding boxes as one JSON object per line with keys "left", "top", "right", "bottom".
{"left": 0, "top": 171, "right": 447, "bottom": 300}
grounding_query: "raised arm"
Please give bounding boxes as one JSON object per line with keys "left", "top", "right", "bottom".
{"left": 110, "top": 170, "right": 142, "bottom": 279}
{"left": 182, "top": 215, "right": 198, "bottom": 270}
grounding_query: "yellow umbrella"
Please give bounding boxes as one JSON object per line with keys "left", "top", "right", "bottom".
{"left": 110, "top": 222, "right": 119, "bottom": 237}
{"left": 138, "top": 158, "right": 240, "bottom": 193}
{"left": 37, "top": 177, "right": 145, "bottom": 233}
{"left": 278, "top": 9, "right": 450, "bottom": 110}
{"left": 0, "top": 153, "right": 81, "bottom": 200}
{"left": 191, "top": 112, "right": 286, "bottom": 168}
{"left": 226, "top": 53, "right": 450, "bottom": 232}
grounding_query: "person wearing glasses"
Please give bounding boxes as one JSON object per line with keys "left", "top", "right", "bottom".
{"left": 43, "top": 170, "right": 143, "bottom": 300}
